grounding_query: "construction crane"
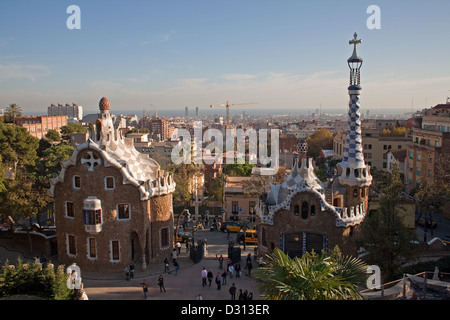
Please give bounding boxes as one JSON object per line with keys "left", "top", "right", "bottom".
{"left": 210, "top": 100, "right": 258, "bottom": 129}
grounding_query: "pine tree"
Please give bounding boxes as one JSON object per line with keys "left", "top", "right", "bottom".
{"left": 357, "top": 163, "right": 421, "bottom": 281}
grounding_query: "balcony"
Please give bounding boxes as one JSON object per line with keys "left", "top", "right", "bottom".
{"left": 84, "top": 197, "right": 102, "bottom": 234}
{"left": 85, "top": 224, "right": 102, "bottom": 234}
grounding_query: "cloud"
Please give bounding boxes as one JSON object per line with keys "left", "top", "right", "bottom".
{"left": 141, "top": 30, "right": 176, "bottom": 46}
{"left": 0, "top": 63, "right": 51, "bottom": 82}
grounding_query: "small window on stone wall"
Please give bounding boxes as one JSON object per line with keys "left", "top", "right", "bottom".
{"left": 117, "top": 203, "right": 130, "bottom": 220}
{"left": 294, "top": 205, "right": 300, "bottom": 216}
{"left": 111, "top": 240, "right": 120, "bottom": 261}
{"left": 161, "top": 227, "right": 169, "bottom": 248}
{"left": 310, "top": 205, "right": 316, "bottom": 216}
{"left": 301, "top": 201, "right": 308, "bottom": 220}
{"left": 105, "top": 176, "right": 115, "bottom": 190}
{"left": 66, "top": 201, "right": 74, "bottom": 218}
{"left": 68, "top": 234, "right": 77, "bottom": 256}
{"left": 73, "top": 176, "right": 81, "bottom": 189}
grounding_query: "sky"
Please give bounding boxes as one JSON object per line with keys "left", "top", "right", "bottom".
{"left": 0, "top": 0, "right": 449, "bottom": 116}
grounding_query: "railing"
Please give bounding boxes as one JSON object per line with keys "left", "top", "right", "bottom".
{"left": 360, "top": 271, "right": 450, "bottom": 300}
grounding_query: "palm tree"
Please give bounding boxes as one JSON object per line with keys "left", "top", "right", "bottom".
{"left": 254, "top": 247, "right": 368, "bottom": 300}
{"left": 5, "top": 104, "right": 22, "bottom": 123}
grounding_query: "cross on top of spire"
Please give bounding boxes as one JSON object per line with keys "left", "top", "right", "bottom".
{"left": 348, "top": 32, "right": 363, "bottom": 64}
{"left": 349, "top": 33, "right": 362, "bottom": 48}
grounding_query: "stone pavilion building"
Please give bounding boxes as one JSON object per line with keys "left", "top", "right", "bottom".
{"left": 256, "top": 34, "right": 372, "bottom": 257}
{"left": 49, "top": 97, "right": 176, "bottom": 273}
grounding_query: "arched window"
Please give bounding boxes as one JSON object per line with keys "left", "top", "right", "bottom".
{"left": 310, "top": 205, "right": 316, "bottom": 216}
{"left": 301, "top": 201, "right": 308, "bottom": 220}
{"left": 294, "top": 205, "right": 300, "bottom": 216}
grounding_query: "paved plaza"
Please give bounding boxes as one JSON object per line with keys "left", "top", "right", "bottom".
{"left": 82, "top": 228, "right": 264, "bottom": 300}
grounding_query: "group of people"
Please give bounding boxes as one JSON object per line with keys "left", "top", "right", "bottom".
{"left": 124, "top": 262, "right": 135, "bottom": 280}
{"left": 163, "top": 250, "right": 180, "bottom": 276}
{"left": 197, "top": 253, "right": 256, "bottom": 300}
{"left": 228, "top": 284, "right": 254, "bottom": 300}
{"left": 140, "top": 275, "right": 166, "bottom": 299}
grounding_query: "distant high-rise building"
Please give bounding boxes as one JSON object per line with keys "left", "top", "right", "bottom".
{"left": 48, "top": 103, "right": 83, "bottom": 120}
{"left": 185, "top": 106, "right": 188, "bottom": 117}
{"left": 196, "top": 106, "right": 199, "bottom": 117}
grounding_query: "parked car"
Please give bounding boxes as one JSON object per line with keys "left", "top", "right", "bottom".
{"left": 442, "top": 236, "right": 450, "bottom": 245}
{"left": 417, "top": 218, "right": 437, "bottom": 229}
{"left": 220, "top": 221, "right": 242, "bottom": 233}
{"left": 176, "top": 229, "right": 192, "bottom": 243}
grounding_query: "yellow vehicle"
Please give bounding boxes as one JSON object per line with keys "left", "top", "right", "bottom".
{"left": 222, "top": 221, "right": 242, "bottom": 233}
{"left": 244, "top": 229, "right": 257, "bottom": 244}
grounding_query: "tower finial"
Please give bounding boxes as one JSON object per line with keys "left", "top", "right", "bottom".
{"left": 349, "top": 33, "right": 361, "bottom": 48}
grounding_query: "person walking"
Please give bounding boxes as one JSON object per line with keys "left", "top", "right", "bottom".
{"left": 129, "top": 262, "right": 135, "bottom": 279}
{"left": 235, "top": 263, "right": 241, "bottom": 278}
{"left": 125, "top": 265, "right": 130, "bottom": 281}
{"left": 215, "top": 272, "right": 222, "bottom": 290}
{"left": 176, "top": 241, "right": 182, "bottom": 254}
{"left": 218, "top": 255, "right": 223, "bottom": 269}
{"left": 238, "top": 289, "right": 243, "bottom": 300}
{"left": 164, "top": 257, "right": 170, "bottom": 273}
{"left": 174, "top": 260, "right": 179, "bottom": 276}
{"left": 228, "top": 264, "right": 234, "bottom": 279}
{"left": 141, "top": 279, "right": 149, "bottom": 299}
{"left": 207, "top": 270, "right": 213, "bottom": 286}
{"left": 157, "top": 275, "right": 166, "bottom": 292}
{"left": 172, "top": 248, "right": 178, "bottom": 263}
{"left": 222, "top": 269, "right": 228, "bottom": 285}
{"left": 201, "top": 267, "right": 207, "bottom": 287}
{"left": 246, "top": 254, "right": 253, "bottom": 275}
{"left": 229, "top": 283, "right": 237, "bottom": 300}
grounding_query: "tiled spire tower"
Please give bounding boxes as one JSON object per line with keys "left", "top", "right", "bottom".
{"left": 337, "top": 33, "right": 372, "bottom": 188}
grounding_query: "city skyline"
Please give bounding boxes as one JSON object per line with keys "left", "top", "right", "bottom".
{"left": 1, "top": 0, "right": 449, "bottom": 115}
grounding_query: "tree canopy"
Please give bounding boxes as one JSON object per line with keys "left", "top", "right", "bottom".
{"left": 306, "top": 128, "right": 333, "bottom": 158}
{"left": 357, "top": 163, "right": 421, "bottom": 281}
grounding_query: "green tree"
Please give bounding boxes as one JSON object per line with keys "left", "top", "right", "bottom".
{"left": 254, "top": 247, "right": 368, "bottom": 300}
{"left": 1, "top": 171, "right": 50, "bottom": 253}
{"left": 45, "top": 129, "right": 61, "bottom": 143}
{"left": 224, "top": 163, "right": 255, "bottom": 176}
{"left": 4, "top": 103, "right": 23, "bottom": 123}
{"left": 206, "top": 174, "right": 225, "bottom": 203}
{"left": 0, "top": 122, "right": 39, "bottom": 169}
{"left": 306, "top": 128, "right": 333, "bottom": 158}
{"left": 33, "top": 144, "right": 74, "bottom": 189}
{"left": 0, "top": 258, "right": 72, "bottom": 300}
{"left": 168, "top": 163, "right": 203, "bottom": 206}
{"left": 357, "top": 163, "right": 421, "bottom": 281}
{"left": 59, "top": 123, "right": 87, "bottom": 141}
{"left": 0, "top": 123, "right": 39, "bottom": 224}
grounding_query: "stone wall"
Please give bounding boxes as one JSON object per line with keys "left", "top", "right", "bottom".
{"left": 258, "top": 191, "right": 360, "bottom": 257}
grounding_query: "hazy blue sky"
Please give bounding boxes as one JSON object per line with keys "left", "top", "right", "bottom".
{"left": 0, "top": 0, "right": 449, "bottom": 115}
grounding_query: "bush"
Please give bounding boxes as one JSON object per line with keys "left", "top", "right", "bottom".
{"left": 0, "top": 258, "right": 73, "bottom": 300}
